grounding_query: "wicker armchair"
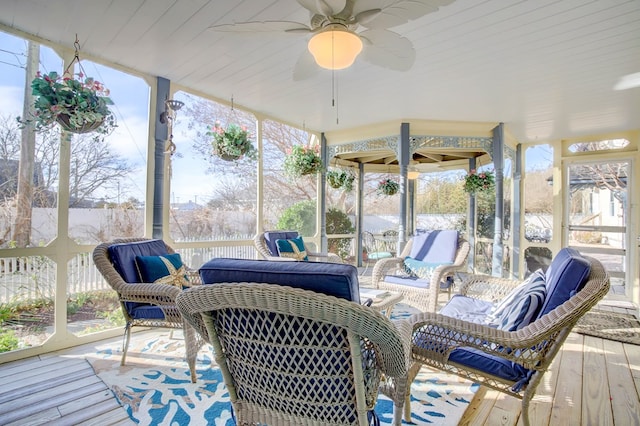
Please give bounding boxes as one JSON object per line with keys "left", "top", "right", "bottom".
{"left": 176, "top": 283, "right": 411, "bottom": 425}
{"left": 405, "top": 255, "right": 610, "bottom": 425}
{"left": 93, "top": 238, "right": 203, "bottom": 382}
{"left": 372, "top": 233, "right": 470, "bottom": 312}
{"left": 254, "top": 231, "right": 342, "bottom": 263}
{"left": 360, "top": 231, "right": 394, "bottom": 275}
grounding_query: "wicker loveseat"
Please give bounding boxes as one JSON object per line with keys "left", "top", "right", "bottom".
{"left": 178, "top": 258, "right": 411, "bottom": 425}
{"left": 405, "top": 248, "right": 610, "bottom": 425}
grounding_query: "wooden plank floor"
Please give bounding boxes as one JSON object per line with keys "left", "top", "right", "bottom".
{"left": 460, "top": 302, "right": 640, "bottom": 426}
{"left": 0, "top": 350, "right": 133, "bottom": 425}
{"left": 0, "top": 308, "right": 638, "bottom": 425}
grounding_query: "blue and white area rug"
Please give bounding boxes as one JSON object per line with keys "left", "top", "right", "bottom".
{"left": 88, "top": 306, "right": 477, "bottom": 425}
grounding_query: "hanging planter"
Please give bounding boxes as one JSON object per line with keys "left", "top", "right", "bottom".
{"left": 327, "top": 169, "right": 355, "bottom": 192}
{"left": 56, "top": 113, "right": 104, "bottom": 134}
{"left": 19, "top": 70, "right": 116, "bottom": 137}
{"left": 208, "top": 121, "right": 257, "bottom": 161}
{"left": 377, "top": 178, "right": 399, "bottom": 196}
{"left": 284, "top": 144, "right": 323, "bottom": 177}
{"left": 17, "top": 38, "right": 116, "bottom": 138}
{"left": 463, "top": 169, "right": 495, "bottom": 194}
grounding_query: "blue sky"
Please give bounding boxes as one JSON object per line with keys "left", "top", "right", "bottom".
{"left": 0, "top": 30, "right": 151, "bottom": 202}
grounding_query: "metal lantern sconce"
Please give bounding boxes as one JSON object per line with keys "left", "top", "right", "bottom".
{"left": 160, "top": 99, "right": 184, "bottom": 156}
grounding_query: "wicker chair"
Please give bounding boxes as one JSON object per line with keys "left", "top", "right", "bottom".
{"left": 176, "top": 283, "right": 411, "bottom": 425}
{"left": 254, "top": 231, "right": 342, "bottom": 263}
{"left": 360, "top": 231, "right": 394, "bottom": 275}
{"left": 372, "top": 233, "right": 470, "bottom": 312}
{"left": 405, "top": 255, "right": 610, "bottom": 425}
{"left": 93, "top": 238, "right": 203, "bottom": 382}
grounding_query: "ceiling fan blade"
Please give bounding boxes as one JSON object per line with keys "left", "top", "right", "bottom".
{"left": 297, "top": 0, "right": 347, "bottom": 17}
{"left": 354, "top": 8, "right": 382, "bottom": 25}
{"left": 293, "top": 50, "right": 321, "bottom": 81}
{"left": 359, "top": 29, "right": 415, "bottom": 71}
{"left": 354, "top": 0, "right": 455, "bottom": 29}
{"left": 209, "top": 21, "right": 311, "bottom": 33}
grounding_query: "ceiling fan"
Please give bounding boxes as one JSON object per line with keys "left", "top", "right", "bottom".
{"left": 209, "top": 0, "right": 455, "bottom": 80}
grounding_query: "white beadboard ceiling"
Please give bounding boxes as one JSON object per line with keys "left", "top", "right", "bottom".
{"left": 1, "top": 0, "right": 639, "bottom": 142}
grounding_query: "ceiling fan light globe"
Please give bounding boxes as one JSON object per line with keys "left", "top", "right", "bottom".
{"left": 308, "top": 24, "right": 363, "bottom": 70}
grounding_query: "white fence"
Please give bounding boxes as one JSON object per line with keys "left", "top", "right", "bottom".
{"left": 0, "top": 244, "right": 257, "bottom": 305}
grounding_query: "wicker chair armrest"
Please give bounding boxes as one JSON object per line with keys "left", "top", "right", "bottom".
{"left": 116, "top": 281, "right": 181, "bottom": 304}
{"left": 186, "top": 268, "right": 202, "bottom": 285}
{"left": 457, "top": 274, "right": 521, "bottom": 302}
{"left": 371, "top": 257, "right": 404, "bottom": 288}
{"left": 407, "top": 311, "right": 563, "bottom": 369}
{"left": 392, "top": 318, "right": 414, "bottom": 369}
{"left": 306, "top": 251, "right": 343, "bottom": 263}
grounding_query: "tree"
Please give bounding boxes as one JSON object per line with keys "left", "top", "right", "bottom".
{"left": 0, "top": 112, "right": 137, "bottom": 247}
{"left": 13, "top": 40, "right": 39, "bottom": 247}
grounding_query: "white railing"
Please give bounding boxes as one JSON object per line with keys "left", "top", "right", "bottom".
{"left": 0, "top": 243, "right": 257, "bottom": 305}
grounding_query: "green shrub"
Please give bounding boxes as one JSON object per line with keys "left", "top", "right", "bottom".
{"left": 0, "top": 329, "right": 19, "bottom": 353}
{"left": 276, "top": 200, "right": 317, "bottom": 237}
{"left": 277, "top": 201, "right": 355, "bottom": 259}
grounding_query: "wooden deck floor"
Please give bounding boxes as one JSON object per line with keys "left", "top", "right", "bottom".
{"left": 1, "top": 310, "right": 638, "bottom": 425}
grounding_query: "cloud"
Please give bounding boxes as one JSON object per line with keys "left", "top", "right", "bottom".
{"left": 0, "top": 85, "right": 25, "bottom": 117}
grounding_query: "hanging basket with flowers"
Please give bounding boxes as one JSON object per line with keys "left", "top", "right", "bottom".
{"left": 463, "top": 169, "right": 495, "bottom": 194}
{"left": 19, "top": 70, "right": 116, "bottom": 136}
{"left": 283, "top": 144, "right": 323, "bottom": 178}
{"left": 326, "top": 169, "right": 355, "bottom": 192}
{"left": 377, "top": 178, "right": 400, "bottom": 196}
{"left": 208, "top": 121, "right": 257, "bottom": 161}
{"left": 18, "top": 37, "right": 116, "bottom": 138}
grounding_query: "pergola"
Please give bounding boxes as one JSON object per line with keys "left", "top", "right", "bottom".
{"left": 323, "top": 120, "right": 517, "bottom": 277}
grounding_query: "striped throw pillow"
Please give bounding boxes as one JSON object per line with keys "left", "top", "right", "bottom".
{"left": 486, "top": 269, "right": 547, "bottom": 331}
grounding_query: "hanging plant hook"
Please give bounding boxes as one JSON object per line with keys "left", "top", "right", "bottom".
{"left": 63, "top": 34, "right": 86, "bottom": 78}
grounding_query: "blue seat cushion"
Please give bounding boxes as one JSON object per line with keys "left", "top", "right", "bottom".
{"left": 275, "top": 235, "right": 309, "bottom": 261}
{"left": 107, "top": 239, "right": 169, "bottom": 319}
{"left": 199, "top": 258, "right": 360, "bottom": 303}
{"left": 418, "top": 293, "right": 530, "bottom": 384}
{"left": 263, "top": 231, "right": 299, "bottom": 256}
{"left": 448, "top": 347, "right": 527, "bottom": 382}
{"left": 409, "top": 230, "right": 458, "bottom": 263}
{"left": 536, "top": 247, "right": 591, "bottom": 318}
{"left": 367, "top": 251, "right": 393, "bottom": 261}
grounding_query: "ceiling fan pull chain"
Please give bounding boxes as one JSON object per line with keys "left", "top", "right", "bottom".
{"left": 335, "top": 72, "right": 339, "bottom": 125}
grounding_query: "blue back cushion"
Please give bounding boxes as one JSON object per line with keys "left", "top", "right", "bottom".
{"left": 199, "top": 258, "right": 360, "bottom": 303}
{"left": 409, "top": 230, "right": 458, "bottom": 263}
{"left": 107, "top": 239, "right": 170, "bottom": 319}
{"left": 108, "top": 239, "right": 168, "bottom": 283}
{"left": 536, "top": 247, "right": 591, "bottom": 318}
{"left": 263, "top": 231, "right": 299, "bottom": 256}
